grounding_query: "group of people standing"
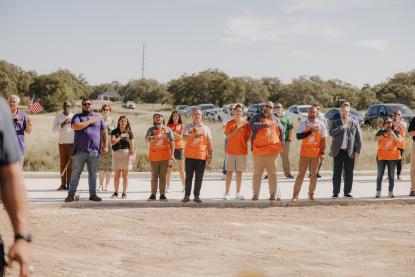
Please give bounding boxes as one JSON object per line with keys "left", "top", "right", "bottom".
{"left": 6, "top": 94, "right": 415, "bottom": 203}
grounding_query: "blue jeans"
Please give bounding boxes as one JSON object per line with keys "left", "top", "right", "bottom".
{"left": 68, "top": 151, "right": 100, "bottom": 197}
{"left": 376, "top": 160, "right": 397, "bottom": 192}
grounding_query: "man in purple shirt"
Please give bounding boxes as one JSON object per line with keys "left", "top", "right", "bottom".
{"left": 65, "top": 99, "right": 109, "bottom": 202}
{"left": 8, "top": 95, "right": 32, "bottom": 163}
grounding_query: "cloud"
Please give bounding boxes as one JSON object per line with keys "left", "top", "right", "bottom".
{"left": 353, "top": 39, "right": 389, "bottom": 51}
{"left": 290, "top": 50, "right": 314, "bottom": 59}
{"left": 280, "top": 0, "right": 373, "bottom": 13}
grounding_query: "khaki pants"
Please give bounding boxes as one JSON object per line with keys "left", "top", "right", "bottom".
{"left": 59, "top": 143, "right": 73, "bottom": 187}
{"left": 252, "top": 154, "right": 278, "bottom": 197}
{"left": 293, "top": 156, "right": 320, "bottom": 195}
{"left": 150, "top": 160, "right": 169, "bottom": 195}
{"left": 280, "top": 141, "right": 291, "bottom": 176}
{"left": 410, "top": 143, "right": 415, "bottom": 192}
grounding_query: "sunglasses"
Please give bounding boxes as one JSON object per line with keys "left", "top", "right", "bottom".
{"left": 82, "top": 103, "right": 92, "bottom": 106}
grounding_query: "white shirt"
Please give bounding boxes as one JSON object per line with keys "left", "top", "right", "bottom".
{"left": 340, "top": 119, "right": 349, "bottom": 149}
{"left": 52, "top": 112, "right": 74, "bottom": 144}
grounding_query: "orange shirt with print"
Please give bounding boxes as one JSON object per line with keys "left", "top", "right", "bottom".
{"left": 300, "top": 126, "right": 322, "bottom": 158}
{"left": 168, "top": 123, "right": 185, "bottom": 149}
{"left": 149, "top": 128, "right": 172, "bottom": 161}
{"left": 225, "top": 119, "right": 251, "bottom": 155}
{"left": 252, "top": 117, "right": 282, "bottom": 157}
{"left": 395, "top": 125, "right": 406, "bottom": 150}
{"left": 184, "top": 127, "right": 211, "bottom": 160}
{"left": 377, "top": 132, "right": 402, "bottom": 160}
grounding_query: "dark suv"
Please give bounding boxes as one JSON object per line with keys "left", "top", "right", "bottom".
{"left": 247, "top": 103, "right": 265, "bottom": 121}
{"left": 364, "top": 103, "right": 415, "bottom": 126}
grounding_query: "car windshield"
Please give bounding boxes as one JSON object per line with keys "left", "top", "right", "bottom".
{"left": 385, "top": 105, "right": 412, "bottom": 114}
{"left": 299, "top": 107, "right": 309, "bottom": 113}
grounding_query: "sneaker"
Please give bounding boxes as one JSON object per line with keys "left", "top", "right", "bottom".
{"left": 57, "top": 185, "right": 66, "bottom": 191}
{"left": 121, "top": 192, "right": 127, "bottom": 199}
{"left": 251, "top": 195, "right": 259, "bottom": 201}
{"left": 235, "top": 193, "right": 245, "bottom": 200}
{"left": 388, "top": 191, "right": 394, "bottom": 198}
{"left": 317, "top": 173, "right": 322, "bottom": 178}
{"left": 97, "top": 186, "right": 102, "bottom": 192}
{"left": 344, "top": 193, "right": 353, "bottom": 198}
{"left": 160, "top": 194, "right": 168, "bottom": 201}
{"left": 286, "top": 174, "right": 294, "bottom": 179}
{"left": 103, "top": 187, "right": 109, "bottom": 192}
{"left": 182, "top": 195, "right": 190, "bottom": 203}
{"left": 331, "top": 194, "right": 338, "bottom": 199}
{"left": 308, "top": 194, "right": 315, "bottom": 201}
{"left": 375, "top": 191, "right": 381, "bottom": 198}
{"left": 291, "top": 195, "right": 298, "bottom": 202}
{"left": 111, "top": 192, "right": 119, "bottom": 199}
{"left": 193, "top": 197, "right": 202, "bottom": 203}
{"left": 397, "top": 175, "right": 401, "bottom": 180}
{"left": 410, "top": 191, "right": 415, "bottom": 197}
{"left": 269, "top": 195, "right": 276, "bottom": 201}
{"left": 89, "top": 195, "right": 102, "bottom": 202}
{"left": 64, "top": 195, "right": 74, "bottom": 202}
{"left": 147, "top": 194, "right": 156, "bottom": 201}
{"left": 223, "top": 193, "right": 230, "bottom": 200}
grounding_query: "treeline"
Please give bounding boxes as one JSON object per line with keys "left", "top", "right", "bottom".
{"left": 1, "top": 59, "right": 414, "bottom": 112}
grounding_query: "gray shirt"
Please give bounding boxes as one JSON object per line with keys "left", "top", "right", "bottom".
{"left": 0, "top": 97, "right": 21, "bottom": 167}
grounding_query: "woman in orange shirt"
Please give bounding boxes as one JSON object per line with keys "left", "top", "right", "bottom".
{"left": 374, "top": 117, "right": 403, "bottom": 198}
{"left": 166, "top": 111, "right": 186, "bottom": 192}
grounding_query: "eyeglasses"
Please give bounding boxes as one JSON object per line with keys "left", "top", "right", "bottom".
{"left": 82, "top": 103, "right": 92, "bottom": 106}
{"left": 229, "top": 108, "right": 235, "bottom": 111}
{"left": 103, "top": 108, "right": 110, "bottom": 111}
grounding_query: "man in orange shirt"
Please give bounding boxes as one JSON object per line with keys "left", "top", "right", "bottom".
{"left": 182, "top": 107, "right": 213, "bottom": 203}
{"left": 292, "top": 107, "right": 327, "bottom": 201}
{"left": 223, "top": 104, "right": 251, "bottom": 200}
{"left": 249, "top": 101, "right": 284, "bottom": 201}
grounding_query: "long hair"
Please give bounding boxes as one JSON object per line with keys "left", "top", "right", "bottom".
{"left": 167, "top": 110, "right": 182, "bottom": 125}
{"left": 117, "top": 115, "right": 132, "bottom": 132}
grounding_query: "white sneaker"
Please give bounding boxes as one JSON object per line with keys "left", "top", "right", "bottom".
{"left": 375, "top": 191, "right": 381, "bottom": 198}
{"left": 223, "top": 193, "right": 230, "bottom": 200}
{"left": 235, "top": 193, "right": 245, "bottom": 200}
{"left": 388, "top": 191, "right": 394, "bottom": 198}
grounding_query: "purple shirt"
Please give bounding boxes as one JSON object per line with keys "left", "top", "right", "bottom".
{"left": 71, "top": 112, "right": 107, "bottom": 154}
{"left": 13, "top": 109, "right": 27, "bottom": 155}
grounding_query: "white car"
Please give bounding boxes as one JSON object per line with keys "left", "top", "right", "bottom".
{"left": 126, "top": 101, "right": 136, "bottom": 109}
{"left": 286, "top": 105, "right": 312, "bottom": 122}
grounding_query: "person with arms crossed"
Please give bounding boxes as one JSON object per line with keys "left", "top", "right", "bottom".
{"left": 0, "top": 97, "right": 32, "bottom": 277}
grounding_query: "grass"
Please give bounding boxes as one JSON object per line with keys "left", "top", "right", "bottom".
{"left": 22, "top": 104, "right": 412, "bottom": 172}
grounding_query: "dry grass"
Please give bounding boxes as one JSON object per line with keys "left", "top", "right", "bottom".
{"left": 23, "top": 105, "right": 411, "bottom": 171}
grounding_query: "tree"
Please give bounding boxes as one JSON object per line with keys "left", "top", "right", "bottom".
{"left": 0, "top": 60, "right": 35, "bottom": 99}
{"left": 120, "top": 79, "right": 170, "bottom": 104}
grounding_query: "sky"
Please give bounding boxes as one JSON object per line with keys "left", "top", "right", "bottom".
{"left": 1, "top": 0, "right": 414, "bottom": 87}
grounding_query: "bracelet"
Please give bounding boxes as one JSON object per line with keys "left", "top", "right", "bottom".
{"left": 15, "top": 234, "right": 32, "bottom": 243}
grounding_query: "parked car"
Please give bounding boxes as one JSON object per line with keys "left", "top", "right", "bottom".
{"left": 286, "top": 105, "right": 312, "bottom": 122}
{"left": 219, "top": 104, "right": 248, "bottom": 122}
{"left": 175, "top": 105, "right": 188, "bottom": 112}
{"left": 126, "top": 101, "right": 136, "bottom": 109}
{"left": 198, "top": 103, "right": 217, "bottom": 118}
{"left": 325, "top": 108, "right": 365, "bottom": 128}
{"left": 183, "top": 105, "right": 198, "bottom": 117}
{"left": 205, "top": 108, "right": 223, "bottom": 121}
{"left": 364, "top": 103, "right": 415, "bottom": 127}
{"left": 246, "top": 103, "right": 265, "bottom": 121}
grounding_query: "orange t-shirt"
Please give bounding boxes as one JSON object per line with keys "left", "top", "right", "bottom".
{"left": 377, "top": 131, "right": 402, "bottom": 160}
{"left": 148, "top": 128, "right": 172, "bottom": 161}
{"left": 225, "top": 119, "right": 251, "bottom": 155}
{"left": 300, "top": 126, "right": 322, "bottom": 158}
{"left": 184, "top": 125, "right": 211, "bottom": 160}
{"left": 252, "top": 117, "right": 282, "bottom": 157}
{"left": 168, "top": 123, "right": 185, "bottom": 149}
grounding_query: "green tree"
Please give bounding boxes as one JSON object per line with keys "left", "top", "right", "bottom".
{"left": 120, "top": 79, "right": 170, "bottom": 104}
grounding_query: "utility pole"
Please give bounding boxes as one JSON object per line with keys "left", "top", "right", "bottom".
{"left": 141, "top": 43, "right": 145, "bottom": 79}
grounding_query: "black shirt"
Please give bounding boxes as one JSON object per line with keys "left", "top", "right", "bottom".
{"left": 111, "top": 128, "right": 134, "bottom": 151}
{"left": 0, "top": 97, "right": 21, "bottom": 167}
{"left": 408, "top": 118, "right": 415, "bottom": 142}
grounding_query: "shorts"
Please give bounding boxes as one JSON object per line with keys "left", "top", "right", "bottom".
{"left": 225, "top": 154, "right": 247, "bottom": 172}
{"left": 174, "top": 149, "right": 183, "bottom": 160}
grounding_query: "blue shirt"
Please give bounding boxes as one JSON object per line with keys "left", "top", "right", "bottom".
{"left": 71, "top": 112, "right": 107, "bottom": 154}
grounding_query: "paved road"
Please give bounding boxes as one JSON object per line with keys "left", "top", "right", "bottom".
{"left": 23, "top": 170, "right": 415, "bottom": 206}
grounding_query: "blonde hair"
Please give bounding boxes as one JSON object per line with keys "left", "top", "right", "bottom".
{"left": 8, "top": 94, "right": 20, "bottom": 104}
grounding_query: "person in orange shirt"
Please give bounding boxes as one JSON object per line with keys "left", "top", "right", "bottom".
{"left": 145, "top": 114, "right": 175, "bottom": 201}
{"left": 166, "top": 111, "right": 186, "bottom": 192}
{"left": 291, "top": 106, "right": 327, "bottom": 201}
{"left": 249, "top": 101, "right": 284, "bottom": 201}
{"left": 182, "top": 107, "right": 213, "bottom": 203}
{"left": 375, "top": 117, "right": 403, "bottom": 198}
{"left": 392, "top": 111, "right": 407, "bottom": 180}
{"left": 223, "top": 104, "right": 251, "bottom": 200}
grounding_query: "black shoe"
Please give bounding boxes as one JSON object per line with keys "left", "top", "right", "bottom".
{"left": 57, "top": 185, "right": 66, "bottom": 191}
{"left": 317, "top": 173, "right": 322, "bottom": 178}
{"left": 308, "top": 174, "right": 311, "bottom": 178}
{"left": 160, "top": 194, "right": 168, "bottom": 201}
{"left": 194, "top": 197, "right": 202, "bottom": 203}
{"left": 264, "top": 175, "right": 268, "bottom": 180}
{"left": 65, "top": 195, "right": 74, "bottom": 202}
{"left": 331, "top": 194, "right": 338, "bottom": 199}
{"left": 121, "top": 192, "right": 127, "bottom": 199}
{"left": 148, "top": 194, "right": 156, "bottom": 201}
{"left": 182, "top": 195, "right": 190, "bottom": 203}
{"left": 89, "top": 195, "right": 102, "bottom": 201}
{"left": 111, "top": 192, "right": 119, "bottom": 199}
{"left": 286, "top": 174, "right": 294, "bottom": 179}
{"left": 344, "top": 193, "right": 353, "bottom": 198}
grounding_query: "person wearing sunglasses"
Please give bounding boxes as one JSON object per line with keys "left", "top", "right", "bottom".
{"left": 374, "top": 117, "right": 403, "bottom": 198}
{"left": 52, "top": 101, "right": 74, "bottom": 191}
{"left": 249, "top": 101, "right": 284, "bottom": 201}
{"left": 392, "top": 111, "right": 407, "bottom": 180}
{"left": 65, "top": 99, "right": 109, "bottom": 202}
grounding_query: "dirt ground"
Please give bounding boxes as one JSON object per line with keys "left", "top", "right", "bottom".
{"left": 1, "top": 203, "right": 415, "bottom": 277}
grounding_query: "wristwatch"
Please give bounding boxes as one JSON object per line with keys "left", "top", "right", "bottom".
{"left": 15, "top": 234, "right": 32, "bottom": 243}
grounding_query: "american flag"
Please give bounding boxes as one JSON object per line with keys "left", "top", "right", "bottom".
{"left": 27, "top": 95, "right": 44, "bottom": 114}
